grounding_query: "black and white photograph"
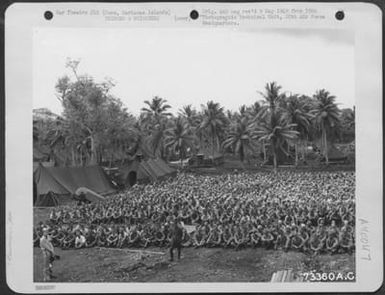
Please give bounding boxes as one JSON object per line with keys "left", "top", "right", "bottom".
{"left": 32, "top": 26, "right": 356, "bottom": 283}
{"left": 4, "top": 2, "right": 383, "bottom": 293}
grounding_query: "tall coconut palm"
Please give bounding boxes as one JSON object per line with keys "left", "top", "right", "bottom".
{"left": 141, "top": 96, "right": 172, "bottom": 158}
{"left": 257, "top": 82, "right": 286, "bottom": 120}
{"left": 255, "top": 82, "right": 287, "bottom": 162}
{"left": 141, "top": 96, "right": 172, "bottom": 122}
{"left": 313, "top": 89, "right": 341, "bottom": 164}
{"left": 223, "top": 116, "right": 255, "bottom": 164}
{"left": 178, "top": 104, "right": 199, "bottom": 130}
{"left": 250, "top": 82, "right": 299, "bottom": 169}
{"left": 340, "top": 107, "right": 355, "bottom": 142}
{"left": 225, "top": 110, "right": 236, "bottom": 123}
{"left": 282, "top": 95, "right": 314, "bottom": 165}
{"left": 199, "top": 101, "right": 228, "bottom": 157}
{"left": 251, "top": 115, "right": 299, "bottom": 169}
{"left": 164, "top": 117, "right": 196, "bottom": 165}
{"left": 128, "top": 122, "right": 152, "bottom": 158}
{"left": 247, "top": 101, "right": 263, "bottom": 121}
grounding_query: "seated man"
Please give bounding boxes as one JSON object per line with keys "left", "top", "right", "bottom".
{"left": 309, "top": 232, "right": 323, "bottom": 255}
{"left": 116, "top": 227, "right": 127, "bottom": 248}
{"left": 251, "top": 225, "right": 263, "bottom": 248}
{"left": 291, "top": 230, "right": 305, "bottom": 252}
{"left": 282, "top": 226, "right": 292, "bottom": 252}
{"left": 234, "top": 226, "right": 246, "bottom": 251}
{"left": 140, "top": 226, "right": 153, "bottom": 248}
{"left": 49, "top": 209, "right": 60, "bottom": 225}
{"left": 192, "top": 227, "right": 206, "bottom": 248}
{"left": 96, "top": 228, "right": 107, "bottom": 247}
{"left": 261, "top": 229, "right": 274, "bottom": 249}
{"left": 154, "top": 226, "right": 166, "bottom": 247}
{"left": 75, "top": 230, "right": 86, "bottom": 249}
{"left": 206, "top": 225, "right": 221, "bottom": 248}
{"left": 326, "top": 229, "right": 339, "bottom": 254}
{"left": 339, "top": 228, "right": 354, "bottom": 255}
{"left": 222, "top": 224, "right": 234, "bottom": 248}
{"left": 62, "top": 230, "right": 75, "bottom": 249}
{"left": 113, "top": 208, "right": 122, "bottom": 224}
{"left": 106, "top": 228, "right": 119, "bottom": 248}
{"left": 273, "top": 231, "right": 283, "bottom": 250}
{"left": 50, "top": 228, "right": 61, "bottom": 248}
{"left": 128, "top": 227, "right": 140, "bottom": 248}
{"left": 181, "top": 228, "right": 192, "bottom": 247}
{"left": 297, "top": 224, "right": 310, "bottom": 253}
{"left": 85, "top": 229, "right": 97, "bottom": 248}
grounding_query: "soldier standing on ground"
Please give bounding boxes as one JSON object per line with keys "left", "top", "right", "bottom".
{"left": 169, "top": 218, "right": 183, "bottom": 261}
{"left": 40, "top": 228, "right": 56, "bottom": 281}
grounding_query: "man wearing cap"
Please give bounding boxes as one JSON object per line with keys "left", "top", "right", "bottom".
{"left": 40, "top": 228, "right": 56, "bottom": 281}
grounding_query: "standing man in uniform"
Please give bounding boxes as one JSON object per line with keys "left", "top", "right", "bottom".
{"left": 169, "top": 218, "right": 183, "bottom": 261}
{"left": 40, "top": 228, "right": 56, "bottom": 281}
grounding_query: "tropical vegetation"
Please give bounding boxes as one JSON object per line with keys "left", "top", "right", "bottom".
{"left": 33, "top": 60, "right": 354, "bottom": 169}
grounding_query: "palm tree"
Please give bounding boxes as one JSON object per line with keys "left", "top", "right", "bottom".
{"left": 282, "top": 95, "right": 314, "bottom": 165}
{"left": 226, "top": 110, "right": 235, "bottom": 121}
{"left": 313, "top": 89, "right": 341, "bottom": 164}
{"left": 257, "top": 82, "right": 286, "bottom": 120}
{"left": 179, "top": 104, "right": 200, "bottom": 131}
{"left": 164, "top": 117, "right": 196, "bottom": 165}
{"left": 222, "top": 116, "right": 255, "bottom": 164}
{"left": 340, "top": 107, "right": 355, "bottom": 142}
{"left": 247, "top": 101, "right": 263, "bottom": 121}
{"left": 141, "top": 96, "right": 172, "bottom": 122}
{"left": 141, "top": 96, "right": 172, "bottom": 158}
{"left": 252, "top": 115, "right": 299, "bottom": 169}
{"left": 199, "top": 101, "right": 228, "bottom": 157}
{"left": 127, "top": 121, "right": 152, "bottom": 159}
{"left": 250, "top": 82, "right": 299, "bottom": 169}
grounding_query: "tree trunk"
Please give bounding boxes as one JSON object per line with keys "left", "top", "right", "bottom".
{"left": 240, "top": 144, "right": 244, "bottom": 163}
{"left": 272, "top": 140, "right": 277, "bottom": 171}
{"left": 71, "top": 148, "right": 76, "bottom": 166}
{"left": 273, "top": 148, "right": 277, "bottom": 171}
{"left": 322, "top": 126, "right": 328, "bottom": 165}
{"left": 90, "top": 135, "right": 97, "bottom": 165}
{"left": 263, "top": 142, "right": 267, "bottom": 162}
{"left": 295, "top": 142, "right": 298, "bottom": 166}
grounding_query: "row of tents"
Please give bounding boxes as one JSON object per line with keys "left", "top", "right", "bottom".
{"left": 34, "top": 158, "right": 176, "bottom": 207}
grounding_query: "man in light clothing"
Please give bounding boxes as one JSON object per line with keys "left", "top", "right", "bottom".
{"left": 75, "top": 230, "right": 86, "bottom": 248}
{"left": 40, "top": 228, "right": 55, "bottom": 281}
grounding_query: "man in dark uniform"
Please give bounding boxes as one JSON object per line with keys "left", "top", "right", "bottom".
{"left": 169, "top": 218, "right": 183, "bottom": 261}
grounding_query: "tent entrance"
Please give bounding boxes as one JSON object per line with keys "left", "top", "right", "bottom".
{"left": 127, "top": 171, "right": 137, "bottom": 186}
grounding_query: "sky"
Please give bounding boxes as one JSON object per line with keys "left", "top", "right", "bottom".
{"left": 33, "top": 28, "right": 354, "bottom": 116}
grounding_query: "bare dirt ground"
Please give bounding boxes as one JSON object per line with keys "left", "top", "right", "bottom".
{"left": 34, "top": 209, "right": 354, "bottom": 283}
{"left": 33, "top": 246, "right": 354, "bottom": 283}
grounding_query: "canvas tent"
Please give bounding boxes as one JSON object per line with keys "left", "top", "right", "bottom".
{"left": 34, "top": 164, "right": 115, "bottom": 206}
{"left": 117, "top": 158, "right": 176, "bottom": 187}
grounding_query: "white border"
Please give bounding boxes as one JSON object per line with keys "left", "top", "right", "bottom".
{"left": 5, "top": 2, "right": 383, "bottom": 293}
